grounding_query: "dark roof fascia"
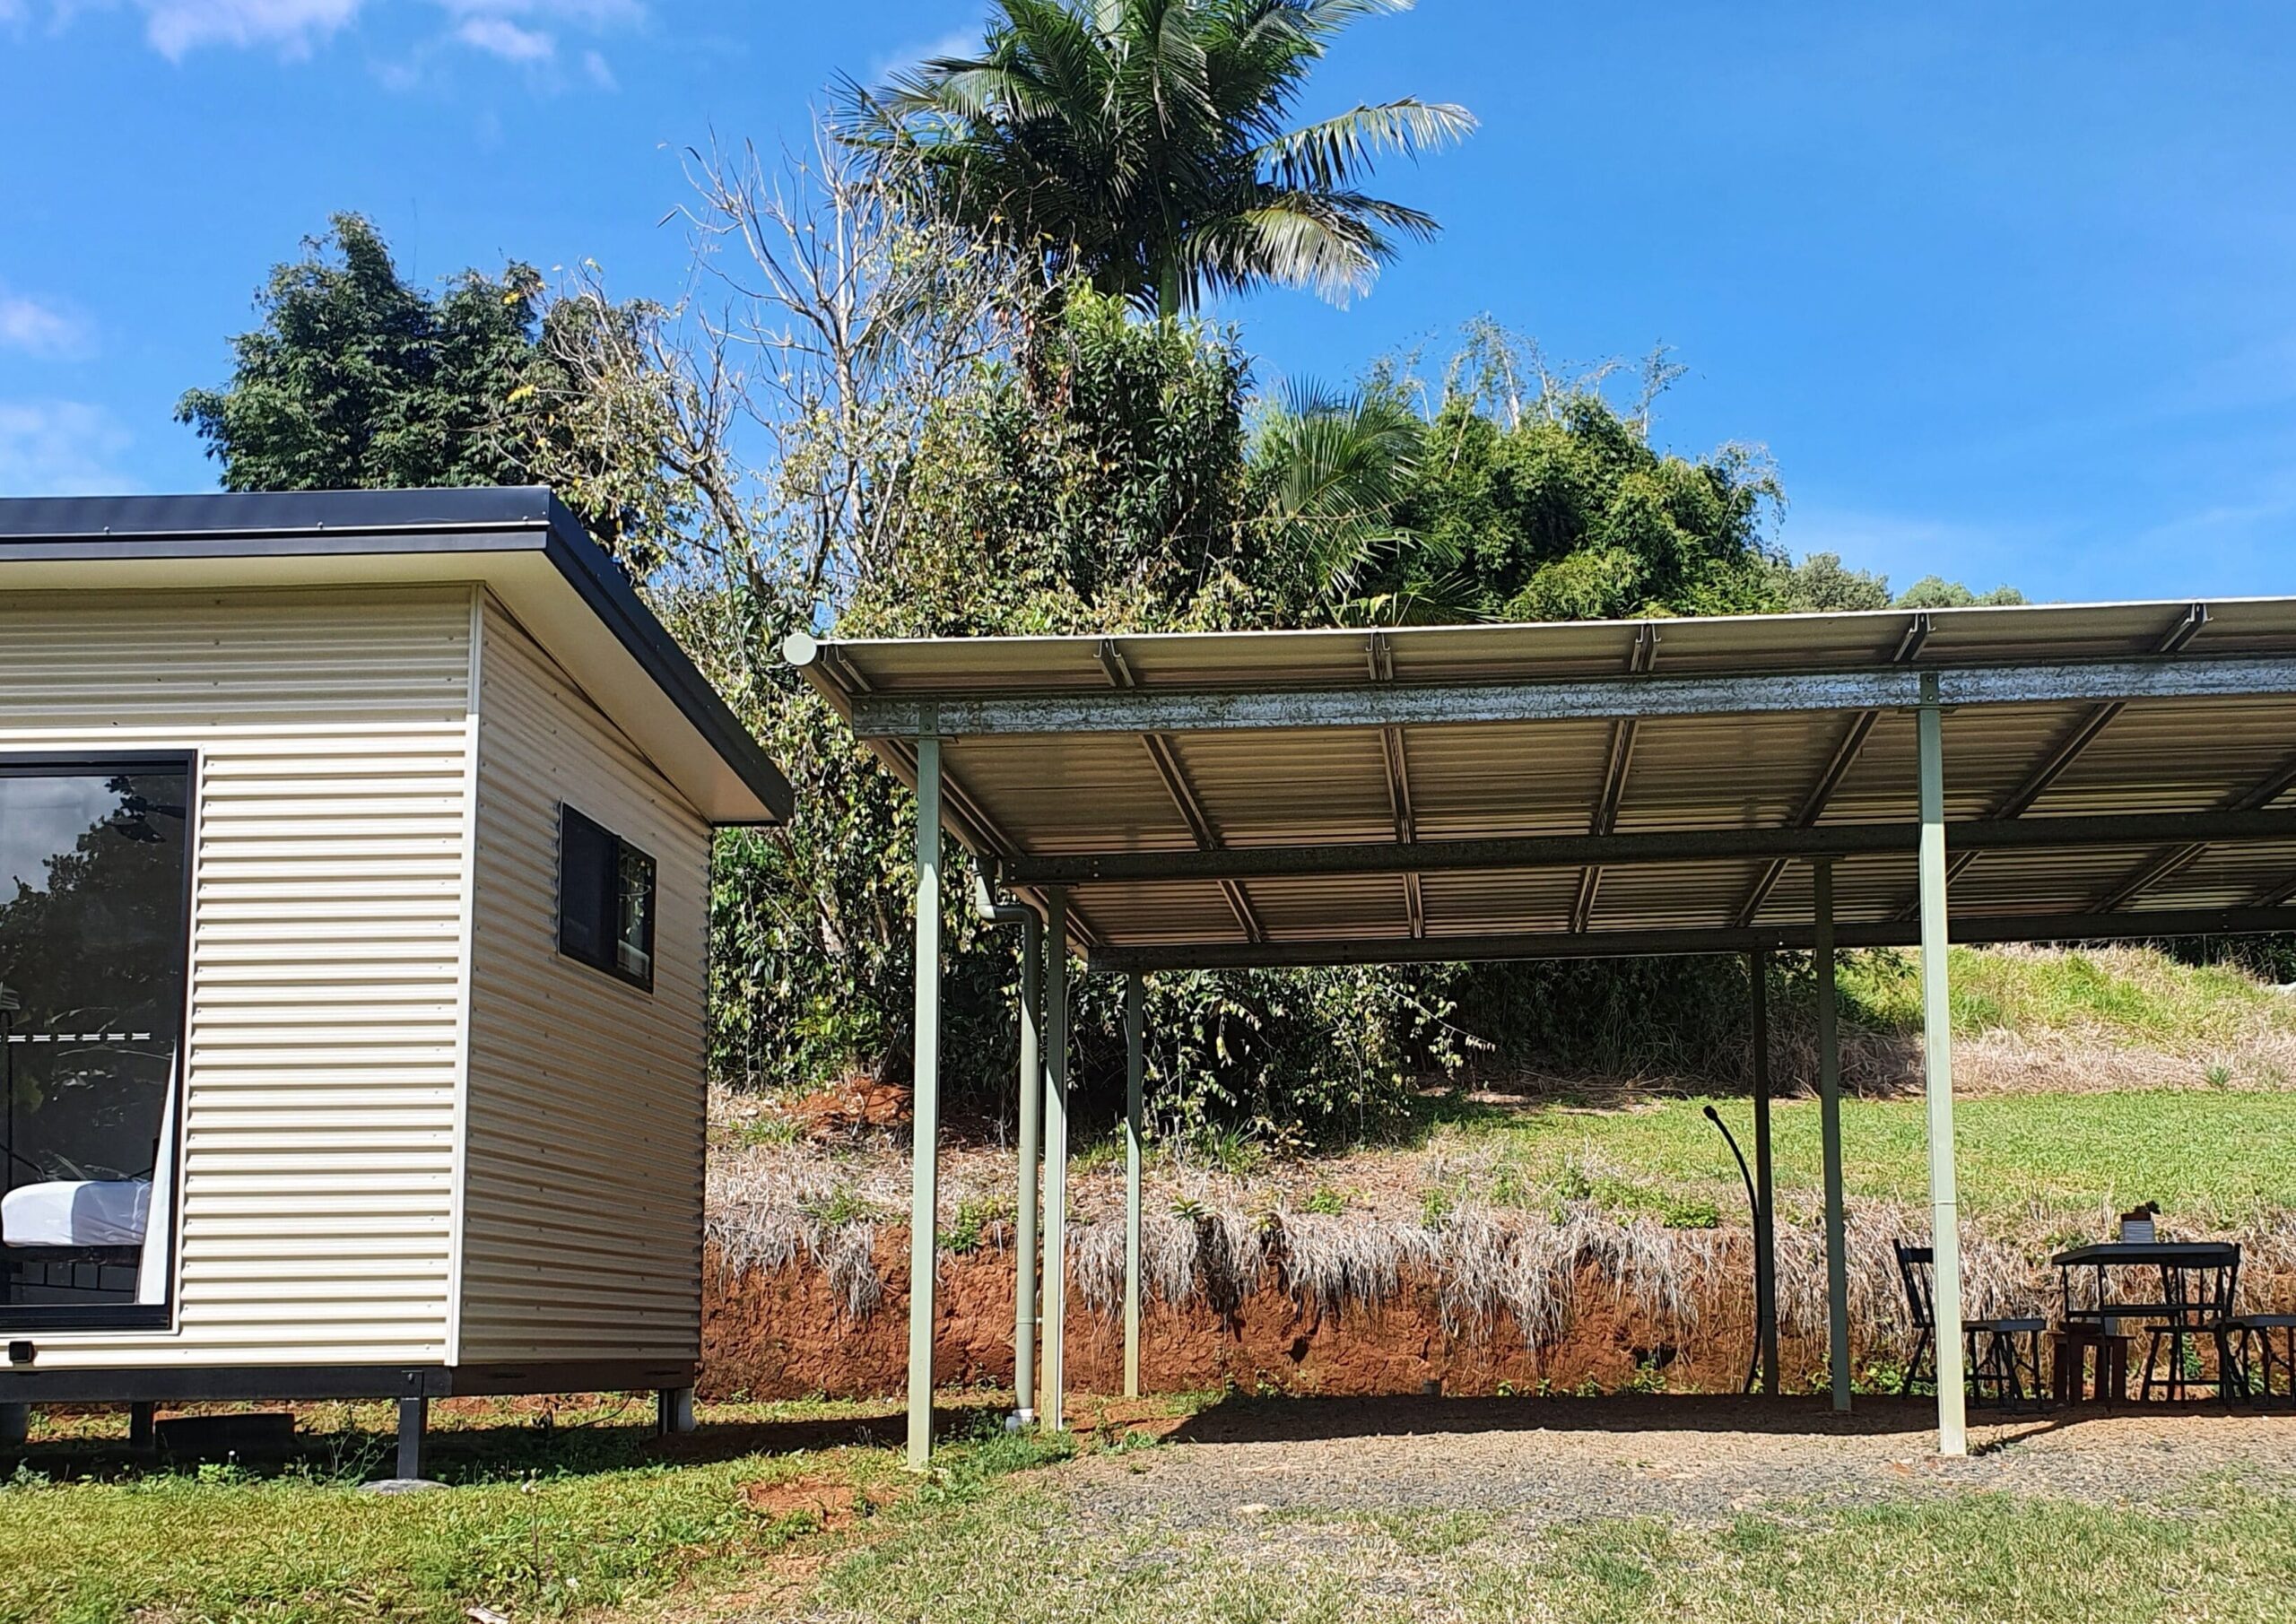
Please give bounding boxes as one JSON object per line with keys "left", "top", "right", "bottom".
{"left": 0, "top": 488, "right": 793, "bottom": 824}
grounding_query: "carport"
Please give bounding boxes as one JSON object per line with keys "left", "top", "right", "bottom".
{"left": 787, "top": 597, "right": 2296, "bottom": 1467}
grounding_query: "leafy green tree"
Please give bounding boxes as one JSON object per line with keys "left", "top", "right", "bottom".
{"left": 1768, "top": 552, "right": 2025, "bottom": 613}
{"left": 850, "top": 0, "right": 1474, "bottom": 318}
{"left": 179, "top": 213, "right": 681, "bottom": 563}
{"left": 1357, "top": 392, "right": 1785, "bottom": 623}
{"left": 178, "top": 213, "right": 552, "bottom": 491}
{"left": 1893, "top": 574, "right": 2026, "bottom": 609}
{"left": 1769, "top": 551, "right": 1893, "bottom": 612}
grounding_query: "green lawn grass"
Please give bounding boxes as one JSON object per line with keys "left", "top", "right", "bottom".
{"left": 1447, "top": 1086, "right": 2296, "bottom": 1227}
{"left": 0, "top": 1398, "right": 1069, "bottom": 1624}
{"left": 1840, "top": 945, "right": 2296, "bottom": 1050}
{"left": 808, "top": 1479, "right": 2296, "bottom": 1624}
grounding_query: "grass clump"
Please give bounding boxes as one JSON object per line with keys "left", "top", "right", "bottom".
{"left": 1839, "top": 944, "right": 2296, "bottom": 1047}
{"left": 944, "top": 1193, "right": 1014, "bottom": 1255}
{"left": 1452, "top": 1088, "right": 2296, "bottom": 1228}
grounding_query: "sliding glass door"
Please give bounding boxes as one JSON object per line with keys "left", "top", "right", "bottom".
{"left": 0, "top": 758, "right": 192, "bottom": 1328}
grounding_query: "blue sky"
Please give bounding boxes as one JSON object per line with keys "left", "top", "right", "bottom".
{"left": 2, "top": 2, "right": 2292, "bottom": 603}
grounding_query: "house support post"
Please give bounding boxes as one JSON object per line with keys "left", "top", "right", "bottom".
{"left": 1041, "top": 889, "right": 1071, "bottom": 1431}
{"left": 905, "top": 733, "right": 944, "bottom": 1471}
{"left": 1750, "top": 950, "right": 1779, "bottom": 1398}
{"left": 1918, "top": 677, "right": 1969, "bottom": 1455}
{"left": 395, "top": 1396, "right": 427, "bottom": 1481}
{"left": 129, "top": 1401, "right": 156, "bottom": 1450}
{"left": 1013, "top": 909, "right": 1044, "bottom": 1423}
{"left": 1124, "top": 969, "right": 1145, "bottom": 1399}
{"left": 0, "top": 1403, "right": 25, "bottom": 1448}
{"left": 1814, "top": 859, "right": 1852, "bottom": 1411}
{"left": 656, "top": 1387, "right": 695, "bottom": 1436}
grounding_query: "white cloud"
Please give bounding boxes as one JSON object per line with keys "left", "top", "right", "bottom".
{"left": 28, "top": 0, "right": 640, "bottom": 69}
{"left": 0, "top": 401, "right": 136, "bottom": 498}
{"left": 0, "top": 291, "right": 90, "bottom": 358}
{"left": 579, "top": 44, "right": 612, "bottom": 88}
{"left": 135, "top": 0, "right": 364, "bottom": 59}
{"left": 452, "top": 12, "right": 548, "bottom": 60}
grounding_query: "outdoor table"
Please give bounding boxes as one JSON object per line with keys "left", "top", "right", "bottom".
{"left": 2051, "top": 1241, "right": 2240, "bottom": 1401}
{"left": 2051, "top": 1241, "right": 2239, "bottom": 1322}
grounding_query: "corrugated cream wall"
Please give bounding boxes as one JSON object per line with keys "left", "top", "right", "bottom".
{"left": 0, "top": 586, "right": 475, "bottom": 1368}
{"left": 456, "top": 597, "right": 710, "bottom": 1366}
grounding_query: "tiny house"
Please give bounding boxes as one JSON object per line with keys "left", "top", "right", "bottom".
{"left": 0, "top": 489, "right": 789, "bottom": 1472}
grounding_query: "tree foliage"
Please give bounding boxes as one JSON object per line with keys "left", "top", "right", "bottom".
{"left": 178, "top": 124, "right": 2043, "bottom": 1145}
{"left": 178, "top": 214, "right": 552, "bottom": 495}
{"left": 848, "top": 0, "right": 1474, "bottom": 317}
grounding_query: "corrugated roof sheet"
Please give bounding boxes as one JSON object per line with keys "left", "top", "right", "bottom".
{"left": 791, "top": 598, "right": 2296, "bottom": 966}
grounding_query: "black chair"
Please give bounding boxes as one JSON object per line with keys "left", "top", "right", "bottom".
{"left": 2138, "top": 1253, "right": 2239, "bottom": 1403}
{"left": 1895, "top": 1239, "right": 2047, "bottom": 1409}
{"left": 2224, "top": 1313, "right": 2296, "bottom": 1406}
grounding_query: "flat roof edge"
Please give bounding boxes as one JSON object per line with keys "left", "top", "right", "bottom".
{"left": 0, "top": 487, "right": 793, "bottom": 825}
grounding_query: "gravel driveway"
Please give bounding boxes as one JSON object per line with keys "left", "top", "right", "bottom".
{"left": 1060, "top": 1394, "right": 2296, "bottom": 1527}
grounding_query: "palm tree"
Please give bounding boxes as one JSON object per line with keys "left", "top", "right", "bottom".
{"left": 1252, "top": 382, "right": 1482, "bottom": 625}
{"left": 848, "top": 0, "right": 1474, "bottom": 319}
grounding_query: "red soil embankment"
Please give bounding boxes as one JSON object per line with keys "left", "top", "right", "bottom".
{"left": 700, "top": 1238, "right": 1827, "bottom": 1400}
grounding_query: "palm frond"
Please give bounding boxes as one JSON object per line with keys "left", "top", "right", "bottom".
{"left": 1255, "top": 381, "right": 1425, "bottom": 611}
{"left": 1257, "top": 98, "right": 1476, "bottom": 190}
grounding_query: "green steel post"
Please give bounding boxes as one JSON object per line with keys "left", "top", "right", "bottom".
{"left": 1124, "top": 970, "right": 1145, "bottom": 1399}
{"left": 1013, "top": 910, "right": 1043, "bottom": 1421}
{"left": 1751, "top": 950, "right": 1779, "bottom": 1397}
{"left": 1918, "top": 679, "right": 1969, "bottom": 1455}
{"left": 906, "top": 734, "right": 944, "bottom": 1471}
{"left": 1814, "top": 859, "right": 1852, "bottom": 1412}
{"left": 1040, "top": 890, "right": 1071, "bottom": 1430}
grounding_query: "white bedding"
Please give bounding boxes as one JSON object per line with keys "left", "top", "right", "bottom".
{"left": 1, "top": 1178, "right": 152, "bottom": 1247}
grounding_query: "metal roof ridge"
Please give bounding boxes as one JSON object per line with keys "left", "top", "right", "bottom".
{"left": 787, "top": 594, "right": 2296, "bottom": 654}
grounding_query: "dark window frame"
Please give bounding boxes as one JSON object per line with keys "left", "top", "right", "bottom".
{"left": 556, "top": 803, "right": 657, "bottom": 994}
{"left": 0, "top": 750, "right": 197, "bottom": 1334}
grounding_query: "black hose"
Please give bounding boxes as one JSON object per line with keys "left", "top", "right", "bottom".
{"left": 1704, "top": 1103, "right": 1761, "bottom": 1396}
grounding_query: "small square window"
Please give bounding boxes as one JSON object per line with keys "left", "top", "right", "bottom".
{"left": 558, "top": 804, "right": 657, "bottom": 991}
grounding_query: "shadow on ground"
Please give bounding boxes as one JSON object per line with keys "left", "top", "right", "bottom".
{"left": 1157, "top": 1391, "right": 2173, "bottom": 1446}
{"left": 4, "top": 1400, "right": 1002, "bottom": 1485}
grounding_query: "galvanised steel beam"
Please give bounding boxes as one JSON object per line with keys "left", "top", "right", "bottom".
{"left": 1370, "top": 632, "right": 1426, "bottom": 939}
{"left": 1735, "top": 615, "right": 1933, "bottom": 929}
{"left": 1573, "top": 623, "right": 1659, "bottom": 934}
{"left": 1082, "top": 906, "right": 2296, "bottom": 973}
{"left": 1934, "top": 604, "right": 2207, "bottom": 908}
{"left": 1003, "top": 807, "right": 2296, "bottom": 887}
{"left": 1109, "top": 637, "right": 1263, "bottom": 943}
{"left": 838, "top": 654, "right": 2296, "bottom": 738}
{"left": 2094, "top": 737, "right": 2296, "bottom": 912}
{"left": 1735, "top": 708, "right": 1880, "bottom": 927}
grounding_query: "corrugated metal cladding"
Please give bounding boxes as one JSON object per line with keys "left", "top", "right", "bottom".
{"left": 810, "top": 599, "right": 2296, "bottom": 951}
{"left": 457, "top": 598, "right": 710, "bottom": 1367}
{"left": 0, "top": 586, "right": 472, "bottom": 1369}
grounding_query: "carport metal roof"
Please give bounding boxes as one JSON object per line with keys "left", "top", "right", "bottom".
{"left": 788, "top": 595, "right": 2296, "bottom": 967}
